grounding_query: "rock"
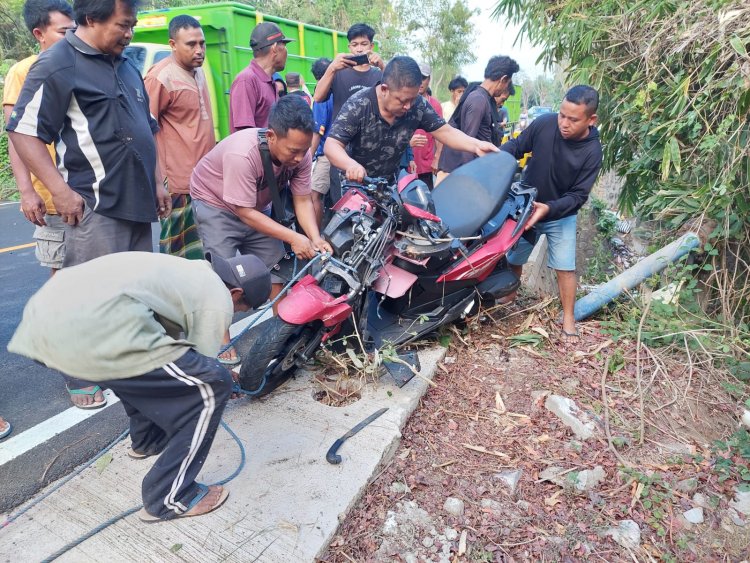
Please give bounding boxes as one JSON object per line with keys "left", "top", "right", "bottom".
{"left": 404, "top": 554, "right": 418, "bottom": 563}
{"left": 611, "top": 435, "right": 631, "bottom": 450}
{"left": 574, "top": 466, "right": 606, "bottom": 492}
{"left": 544, "top": 395, "right": 598, "bottom": 440}
{"left": 683, "top": 507, "right": 704, "bottom": 524}
{"left": 539, "top": 465, "right": 605, "bottom": 493}
{"left": 495, "top": 469, "right": 523, "bottom": 494}
{"left": 675, "top": 477, "right": 698, "bottom": 494}
{"left": 741, "top": 409, "right": 750, "bottom": 430}
{"left": 566, "top": 440, "right": 583, "bottom": 453}
{"left": 659, "top": 441, "right": 695, "bottom": 455}
{"left": 444, "top": 527, "right": 459, "bottom": 541}
{"left": 727, "top": 508, "right": 746, "bottom": 527}
{"left": 382, "top": 511, "right": 398, "bottom": 535}
{"left": 561, "top": 377, "right": 580, "bottom": 394}
{"left": 603, "top": 520, "right": 641, "bottom": 549}
{"left": 422, "top": 536, "right": 435, "bottom": 548}
{"left": 391, "top": 481, "right": 411, "bottom": 494}
{"left": 444, "top": 356, "right": 456, "bottom": 365}
{"left": 691, "top": 492, "right": 710, "bottom": 509}
{"left": 480, "top": 498, "right": 503, "bottom": 514}
{"left": 531, "top": 389, "right": 551, "bottom": 405}
{"left": 443, "top": 497, "right": 465, "bottom": 517}
{"left": 516, "top": 500, "right": 531, "bottom": 511}
{"left": 729, "top": 487, "right": 750, "bottom": 516}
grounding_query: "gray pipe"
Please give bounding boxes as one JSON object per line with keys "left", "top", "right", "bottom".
{"left": 574, "top": 231, "right": 701, "bottom": 321}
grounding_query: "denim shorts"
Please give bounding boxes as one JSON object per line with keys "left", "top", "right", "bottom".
{"left": 506, "top": 214, "right": 577, "bottom": 271}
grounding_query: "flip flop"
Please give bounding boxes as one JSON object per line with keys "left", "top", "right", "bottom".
{"left": 67, "top": 385, "right": 107, "bottom": 410}
{"left": 218, "top": 345, "right": 241, "bottom": 366}
{"left": 561, "top": 329, "right": 581, "bottom": 341}
{"left": 0, "top": 421, "right": 12, "bottom": 440}
{"left": 137, "top": 484, "right": 229, "bottom": 522}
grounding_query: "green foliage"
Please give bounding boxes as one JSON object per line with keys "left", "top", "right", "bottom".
{"left": 399, "top": 0, "right": 478, "bottom": 99}
{"left": 493, "top": 0, "right": 750, "bottom": 332}
{"left": 711, "top": 428, "right": 750, "bottom": 483}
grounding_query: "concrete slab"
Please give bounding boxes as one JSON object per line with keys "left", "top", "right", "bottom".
{"left": 0, "top": 347, "right": 446, "bottom": 562}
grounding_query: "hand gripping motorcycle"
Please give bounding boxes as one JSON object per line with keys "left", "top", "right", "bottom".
{"left": 236, "top": 151, "right": 536, "bottom": 397}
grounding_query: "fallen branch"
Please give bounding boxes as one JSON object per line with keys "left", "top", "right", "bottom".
{"left": 462, "top": 443, "right": 510, "bottom": 459}
{"left": 601, "top": 357, "right": 634, "bottom": 468}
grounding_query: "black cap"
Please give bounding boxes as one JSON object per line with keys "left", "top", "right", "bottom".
{"left": 250, "top": 22, "right": 294, "bottom": 50}
{"left": 207, "top": 253, "right": 271, "bottom": 309}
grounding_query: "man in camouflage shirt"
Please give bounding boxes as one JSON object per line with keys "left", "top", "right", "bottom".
{"left": 325, "top": 56, "right": 499, "bottom": 183}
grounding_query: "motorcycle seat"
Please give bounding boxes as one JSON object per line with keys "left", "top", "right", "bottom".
{"left": 432, "top": 151, "right": 518, "bottom": 238}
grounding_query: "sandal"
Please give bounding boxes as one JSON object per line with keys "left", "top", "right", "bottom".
{"left": 0, "top": 419, "right": 12, "bottom": 440}
{"left": 67, "top": 385, "right": 107, "bottom": 410}
{"left": 138, "top": 484, "right": 229, "bottom": 522}
{"left": 561, "top": 329, "right": 581, "bottom": 342}
{"left": 218, "top": 345, "right": 241, "bottom": 366}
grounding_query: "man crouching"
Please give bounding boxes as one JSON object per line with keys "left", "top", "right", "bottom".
{"left": 7, "top": 251, "right": 271, "bottom": 521}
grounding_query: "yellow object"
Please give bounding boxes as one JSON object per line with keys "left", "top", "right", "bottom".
{"left": 2, "top": 55, "right": 58, "bottom": 214}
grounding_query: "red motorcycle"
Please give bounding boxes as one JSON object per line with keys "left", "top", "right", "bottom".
{"left": 237, "top": 151, "right": 536, "bottom": 396}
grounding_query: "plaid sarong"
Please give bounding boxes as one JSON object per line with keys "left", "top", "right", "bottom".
{"left": 159, "top": 194, "right": 204, "bottom": 259}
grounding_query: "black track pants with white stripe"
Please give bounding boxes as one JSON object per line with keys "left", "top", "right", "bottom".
{"left": 104, "top": 349, "right": 233, "bottom": 519}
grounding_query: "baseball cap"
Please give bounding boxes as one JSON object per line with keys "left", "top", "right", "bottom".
{"left": 418, "top": 61, "right": 431, "bottom": 78}
{"left": 250, "top": 22, "right": 294, "bottom": 50}
{"left": 207, "top": 252, "right": 271, "bottom": 309}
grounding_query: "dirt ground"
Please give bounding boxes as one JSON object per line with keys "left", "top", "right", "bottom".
{"left": 319, "top": 296, "right": 750, "bottom": 562}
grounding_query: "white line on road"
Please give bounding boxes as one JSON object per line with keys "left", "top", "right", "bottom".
{"left": 0, "top": 390, "right": 120, "bottom": 466}
{"left": 0, "top": 309, "right": 272, "bottom": 467}
{"left": 0, "top": 201, "right": 20, "bottom": 207}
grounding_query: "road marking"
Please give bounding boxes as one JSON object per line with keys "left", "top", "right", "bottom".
{"left": 0, "top": 201, "right": 20, "bottom": 207}
{"left": 0, "top": 242, "right": 36, "bottom": 254}
{"left": 0, "top": 390, "right": 120, "bottom": 466}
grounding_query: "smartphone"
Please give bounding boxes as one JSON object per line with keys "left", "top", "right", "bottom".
{"left": 347, "top": 53, "right": 370, "bottom": 66}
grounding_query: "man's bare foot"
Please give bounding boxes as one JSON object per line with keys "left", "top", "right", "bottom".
{"left": 67, "top": 385, "right": 107, "bottom": 409}
{"left": 185, "top": 485, "right": 228, "bottom": 517}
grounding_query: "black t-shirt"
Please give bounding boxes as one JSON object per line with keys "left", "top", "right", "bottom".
{"left": 438, "top": 87, "right": 496, "bottom": 173}
{"left": 6, "top": 30, "right": 159, "bottom": 222}
{"left": 328, "top": 66, "right": 382, "bottom": 120}
{"left": 329, "top": 86, "right": 446, "bottom": 179}
{"left": 501, "top": 113, "right": 603, "bottom": 221}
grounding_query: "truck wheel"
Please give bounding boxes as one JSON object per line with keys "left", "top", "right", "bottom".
{"left": 237, "top": 317, "right": 317, "bottom": 398}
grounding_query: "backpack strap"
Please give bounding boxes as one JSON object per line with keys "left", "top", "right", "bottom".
{"left": 257, "top": 129, "right": 292, "bottom": 227}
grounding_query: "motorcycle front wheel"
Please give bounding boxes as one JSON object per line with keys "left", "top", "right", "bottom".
{"left": 237, "top": 316, "right": 320, "bottom": 398}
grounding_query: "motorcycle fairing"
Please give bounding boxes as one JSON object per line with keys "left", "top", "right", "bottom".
{"left": 331, "top": 188, "right": 373, "bottom": 214}
{"left": 278, "top": 275, "right": 353, "bottom": 326}
{"left": 437, "top": 219, "right": 522, "bottom": 282}
{"left": 372, "top": 262, "right": 418, "bottom": 298}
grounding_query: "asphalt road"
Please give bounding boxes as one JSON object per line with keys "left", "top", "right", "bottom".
{"left": 0, "top": 203, "right": 128, "bottom": 514}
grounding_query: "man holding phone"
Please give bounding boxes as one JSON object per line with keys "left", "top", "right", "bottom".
{"left": 312, "top": 23, "right": 383, "bottom": 204}
{"left": 312, "top": 23, "right": 384, "bottom": 121}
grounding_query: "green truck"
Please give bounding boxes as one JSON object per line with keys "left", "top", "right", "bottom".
{"left": 126, "top": 2, "right": 349, "bottom": 139}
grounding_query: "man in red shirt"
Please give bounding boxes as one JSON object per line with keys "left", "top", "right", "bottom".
{"left": 229, "top": 22, "right": 292, "bottom": 131}
{"left": 410, "top": 62, "right": 443, "bottom": 190}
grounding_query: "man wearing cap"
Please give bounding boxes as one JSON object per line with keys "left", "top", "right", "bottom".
{"left": 8, "top": 251, "right": 272, "bottom": 521}
{"left": 230, "top": 21, "right": 292, "bottom": 132}
{"left": 409, "top": 61, "right": 443, "bottom": 190}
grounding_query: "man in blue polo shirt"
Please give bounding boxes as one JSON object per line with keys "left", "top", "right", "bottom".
{"left": 7, "top": 0, "right": 170, "bottom": 407}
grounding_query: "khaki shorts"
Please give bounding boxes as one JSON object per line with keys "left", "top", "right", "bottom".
{"left": 33, "top": 214, "right": 66, "bottom": 269}
{"left": 311, "top": 155, "right": 332, "bottom": 195}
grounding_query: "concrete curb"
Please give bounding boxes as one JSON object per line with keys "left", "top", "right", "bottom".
{"left": 0, "top": 347, "right": 446, "bottom": 562}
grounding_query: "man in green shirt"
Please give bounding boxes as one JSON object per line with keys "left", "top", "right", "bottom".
{"left": 8, "top": 251, "right": 271, "bottom": 521}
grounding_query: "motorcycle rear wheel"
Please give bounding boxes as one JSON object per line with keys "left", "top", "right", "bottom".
{"left": 237, "top": 316, "right": 319, "bottom": 398}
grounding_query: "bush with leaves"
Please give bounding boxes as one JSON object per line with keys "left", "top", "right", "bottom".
{"left": 493, "top": 0, "right": 750, "bottom": 348}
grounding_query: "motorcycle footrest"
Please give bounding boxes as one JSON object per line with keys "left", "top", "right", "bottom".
{"left": 383, "top": 351, "right": 421, "bottom": 387}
